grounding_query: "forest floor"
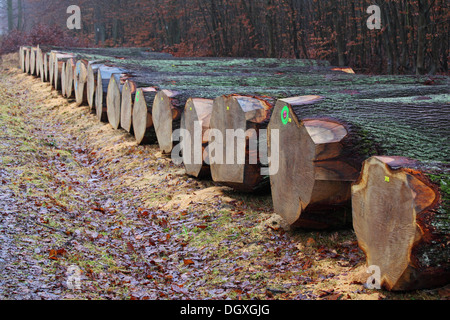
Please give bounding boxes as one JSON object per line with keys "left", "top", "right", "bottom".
{"left": 0, "top": 53, "right": 448, "bottom": 301}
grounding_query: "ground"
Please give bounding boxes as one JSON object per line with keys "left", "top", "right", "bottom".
{"left": 0, "top": 53, "right": 448, "bottom": 300}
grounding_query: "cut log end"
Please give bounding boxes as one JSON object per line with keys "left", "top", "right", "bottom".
{"left": 120, "top": 80, "right": 136, "bottom": 133}
{"left": 74, "top": 60, "right": 88, "bottom": 106}
{"left": 182, "top": 98, "right": 214, "bottom": 179}
{"left": 95, "top": 69, "right": 108, "bottom": 122}
{"left": 107, "top": 74, "right": 122, "bottom": 130}
{"left": 352, "top": 156, "right": 450, "bottom": 291}
{"left": 209, "top": 95, "right": 274, "bottom": 192}
{"left": 132, "top": 88, "right": 157, "bottom": 145}
{"left": 268, "top": 97, "right": 359, "bottom": 229}
{"left": 152, "top": 90, "right": 185, "bottom": 154}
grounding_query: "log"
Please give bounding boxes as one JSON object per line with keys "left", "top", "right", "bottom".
{"left": 19, "top": 46, "right": 24, "bottom": 71}
{"left": 352, "top": 156, "right": 450, "bottom": 291}
{"left": 53, "top": 53, "right": 75, "bottom": 91}
{"left": 35, "top": 47, "right": 42, "bottom": 78}
{"left": 29, "top": 47, "right": 38, "bottom": 76}
{"left": 181, "top": 98, "right": 214, "bottom": 179}
{"left": 107, "top": 73, "right": 126, "bottom": 129}
{"left": 95, "top": 68, "right": 110, "bottom": 122}
{"left": 120, "top": 79, "right": 137, "bottom": 133}
{"left": 209, "top": 94, "right": 275, "bottom": 192}
{"left": 74, "top": 60, "right": 89, "bottom": 106}
{"left": 86, "top": 61, "right": 108, "bottom": 110}
{"left": 40, "top": 50, "right": 49, "bottom": 82}
{"left": 267, "top": 96, "right": 379, "bottom": 229}
{"left": 152, "top": 90, "right": 190, "bottom": 154}
{"left": 95, "top": 66, "right": 126, "bottom": 122}
{"left": 24, "top": 47, "right": 30, "bottom": 74}
{"left": 48, "top": 51, "right": 55, "bottom": 86}
{"left": 65, "top": 58, "right": 77, "bottom": 99}
{"left": 61, "top": 62, "right": 67, "bottom": 97}
{"left": 268, "top": 96, "right": 372, "bottom": 229}
{"left": 132, "top": 88, "right": 158, "bottom": 145}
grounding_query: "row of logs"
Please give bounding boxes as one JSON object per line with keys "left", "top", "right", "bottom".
{"left": 19, "top": 46, "right": 449, "bottom": 292}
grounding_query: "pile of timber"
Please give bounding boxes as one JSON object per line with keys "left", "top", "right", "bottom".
{"left": 17, "top": 46, "right": 449, "bottom": 292}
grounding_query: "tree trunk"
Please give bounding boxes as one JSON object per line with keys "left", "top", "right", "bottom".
{"left": 181, "top": 98, "right": 214, "bottom": 179}
{"left": 209, "top": 94, "right": 275, "bottom": 193}
{"left": 352, "top": 156, "right": 450, "bottom": 291}
{"left": 17, "top": 0, "right": 23, "bottom": 30}
{"left": 132, "top": 88, "right": 158, "bottom": 145}
{"left": 7, "top": 0, "right": 13, "bottom": 32}
{"left": 416, "top": 0, "right": 428, "bottom": 75}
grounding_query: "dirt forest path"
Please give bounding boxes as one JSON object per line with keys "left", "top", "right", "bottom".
{"left": 0, "top": 53, "right": 446, "bottom": 300}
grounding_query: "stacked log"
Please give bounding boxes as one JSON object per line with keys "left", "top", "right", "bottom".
{"left": 64, "top": 58, "right": 77, "bottom": 99}
{"left": 107, "top": 73, "right": 128, "bottom": 129}
{"left": 181, "top": 98, "right": 214, "bottom": 179}
{"left": 120, "top": 80, "right": 137, "bottom": 134}
{"left": 74, "top": 60, "right": 89, "bottom": 106}
{"left": 53, "top": 53, "right": 75, "bottom": 91}
{"left": 19, "top": 47, "right": 24, "bottom": 72}
{"left": 86, "top": 61, "right": 108, "bottom": 110}
{"left": 95, "top": 66, "right": 126, "bottom": 122}
{"left": 132, "top": 87, "right": 159, "bottom": 145}
{"left": 352, "top": 156, "right": 450, "bottom": 291}
{"left": 40, "top": 51, "right": 50, "bottom": 82}
{"left": 267, "top": 96, "right": 378, "bottom": 229}
{"left": 24, "top": 47, "right": 30, "bottom": 74}
{"left": 152, "top": 90, "right": 190, "bottom": 154}
{"left": 209, "top": 94, "right": 275, "bottom": 192}
{"left": 29, "top": 47, "right": 38, "bottom": 76}
{"left": 13, "top": 45, "right": 449, "bottom": 292}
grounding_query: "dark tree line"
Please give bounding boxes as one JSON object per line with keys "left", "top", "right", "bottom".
{"left": 2, "top": 0, "right": 449, "bottom": 75}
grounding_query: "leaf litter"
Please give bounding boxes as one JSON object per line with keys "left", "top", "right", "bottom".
{"left": 0, "top": 53, "right": 446, "bottom": 300}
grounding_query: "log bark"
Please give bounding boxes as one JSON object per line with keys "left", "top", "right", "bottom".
{"left": 152, "top": 90, "right": 190, "bottom": 154}
{"left": 120, "top": 79, "right": 137, "bottom": 134}
{"left": 352, "top": 156, "right": 450, "bottom": 291}
{"left": 181, "top": 98, "right": 214, "bottom": 179}
{"left": 74, "top": 60, "right": 89, "bottom": 106}
{"left": 209, "top": 94, "right": 275, "bottom": 193}
{"left": 132, "top": 88, "right": 158, "bottom": 145}
{"left": 267, "top": 96, "right": 379, "bottom": 229}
